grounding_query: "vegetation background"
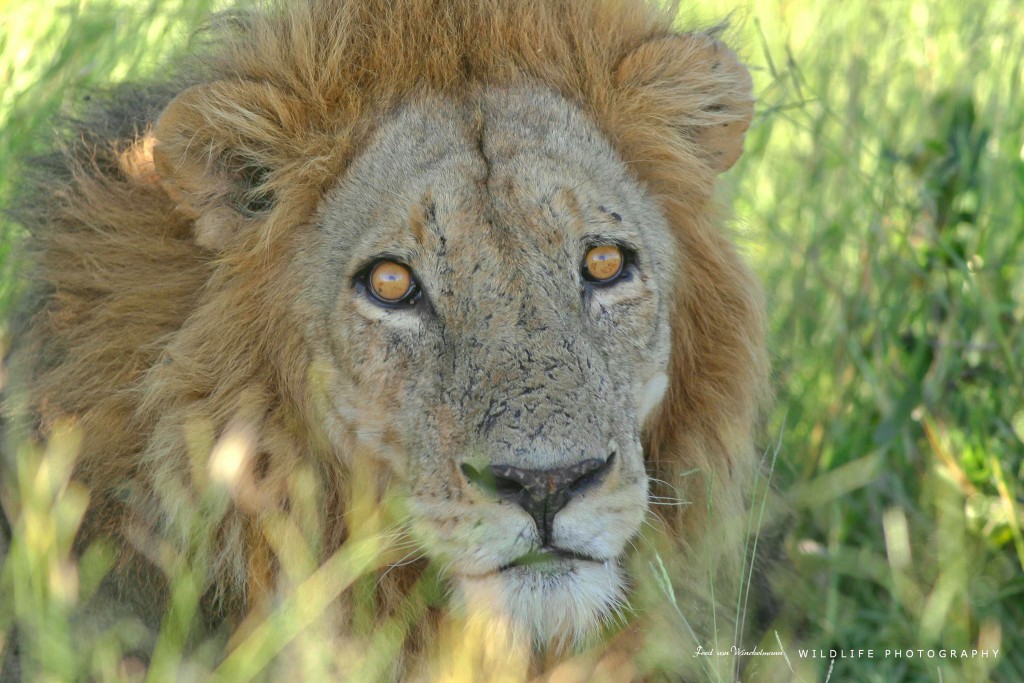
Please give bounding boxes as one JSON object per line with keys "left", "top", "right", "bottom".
{"left": 0, "top": 0, "right": 1021, "bottom": 681}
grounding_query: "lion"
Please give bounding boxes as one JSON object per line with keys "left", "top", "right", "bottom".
{"left": 1, "top": 0, "right": 769, "bottom": 679}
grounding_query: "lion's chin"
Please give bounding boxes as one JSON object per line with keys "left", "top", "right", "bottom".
{"left": 451, "top": 559, "right": 625, "bottom": 652}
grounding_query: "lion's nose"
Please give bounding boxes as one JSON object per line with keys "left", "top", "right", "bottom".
{"left": 461, "top": 453, "right": 615, "bottom": 543}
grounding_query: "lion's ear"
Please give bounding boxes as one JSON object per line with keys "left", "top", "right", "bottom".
{"left": 153, "top": 81, "right": 300, "bottom": 249}
{"left": 614, "top": 32, "right": 754, "bottom": 174}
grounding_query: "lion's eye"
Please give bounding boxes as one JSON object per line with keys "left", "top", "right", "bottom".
{"left": 363, "top": 259, "right": 420, "bottom": 306}
{"left": 582, "top": 244, "right": 626, "bottom": 284}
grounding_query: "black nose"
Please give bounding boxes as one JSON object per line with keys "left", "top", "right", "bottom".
{"left": 461, "top": 453, "right": 615, "bottom": 543}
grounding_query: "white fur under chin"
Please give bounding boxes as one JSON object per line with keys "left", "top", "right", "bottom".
{"left": 452, "top": 560, "right": 625, "bottom": 652}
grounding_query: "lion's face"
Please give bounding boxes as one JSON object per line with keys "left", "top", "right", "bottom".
{"left": 300, "top": 87, "right": 674, "bottom": 646}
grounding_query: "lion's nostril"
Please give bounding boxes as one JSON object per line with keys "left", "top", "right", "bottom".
{"left": 493, "top": 475, "right": 527, "bottom": 498}
{"left": 569, "top": 450, "right": 615, "bottom": 494}
{"left": 462, "top": 462, "right": 527, "bottom": 500}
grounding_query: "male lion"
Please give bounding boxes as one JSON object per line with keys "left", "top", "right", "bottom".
{"left": 2, "top": 0, "right": 769, "bottom": 679}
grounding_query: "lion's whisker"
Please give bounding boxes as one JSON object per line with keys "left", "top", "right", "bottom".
{"left": 376, "top": 547, "right": 427, "bottom": 589}
{"left": 648, "top": 496, "right": 692, "bottom": 507}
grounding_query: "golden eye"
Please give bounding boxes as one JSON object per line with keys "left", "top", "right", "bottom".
{"left": 583, "top": 244, "right": 625, "bottom": 283}
{"left": 369, "top": 260, "right": 414, "bottom": 302}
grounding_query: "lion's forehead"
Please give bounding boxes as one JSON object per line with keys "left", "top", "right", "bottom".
{"left": 320, "top": 85, "right": 667, "bottom": 275}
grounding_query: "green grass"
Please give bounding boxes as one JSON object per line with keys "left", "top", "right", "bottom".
{"left": 2, "top": 0, "right": 1023, "bottom": 681}
{"left": 719, "top": 2, "right": 1024, "bottom": 681}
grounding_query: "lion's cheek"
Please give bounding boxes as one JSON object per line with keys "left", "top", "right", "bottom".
{"left": 553, "top": 476, "right": 649, "bottom": 559}
{"left": 404, "top": 496, "right": 535, "bottom": 574}
{"left": 635, "top": 371, "right": 670, "bottom": 425}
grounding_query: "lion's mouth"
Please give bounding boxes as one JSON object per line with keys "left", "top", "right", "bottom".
{"left": 498, "top": 547, "right": 601, "bottom": 572}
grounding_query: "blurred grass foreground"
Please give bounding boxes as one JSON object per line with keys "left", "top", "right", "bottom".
{"left": 1, "top": 0, "right": 1023, "bottom": 681}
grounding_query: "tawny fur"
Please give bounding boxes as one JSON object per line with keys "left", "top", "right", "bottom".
{"left": 4, "top": 0, "right": 769, "bottom": 678}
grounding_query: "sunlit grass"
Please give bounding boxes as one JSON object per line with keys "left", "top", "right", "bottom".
{"left": 2, "top": 0, "right": 1023, "bottom": 681}
{"left": 722, "top": 1, "right": 1024, "bottom": 681}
